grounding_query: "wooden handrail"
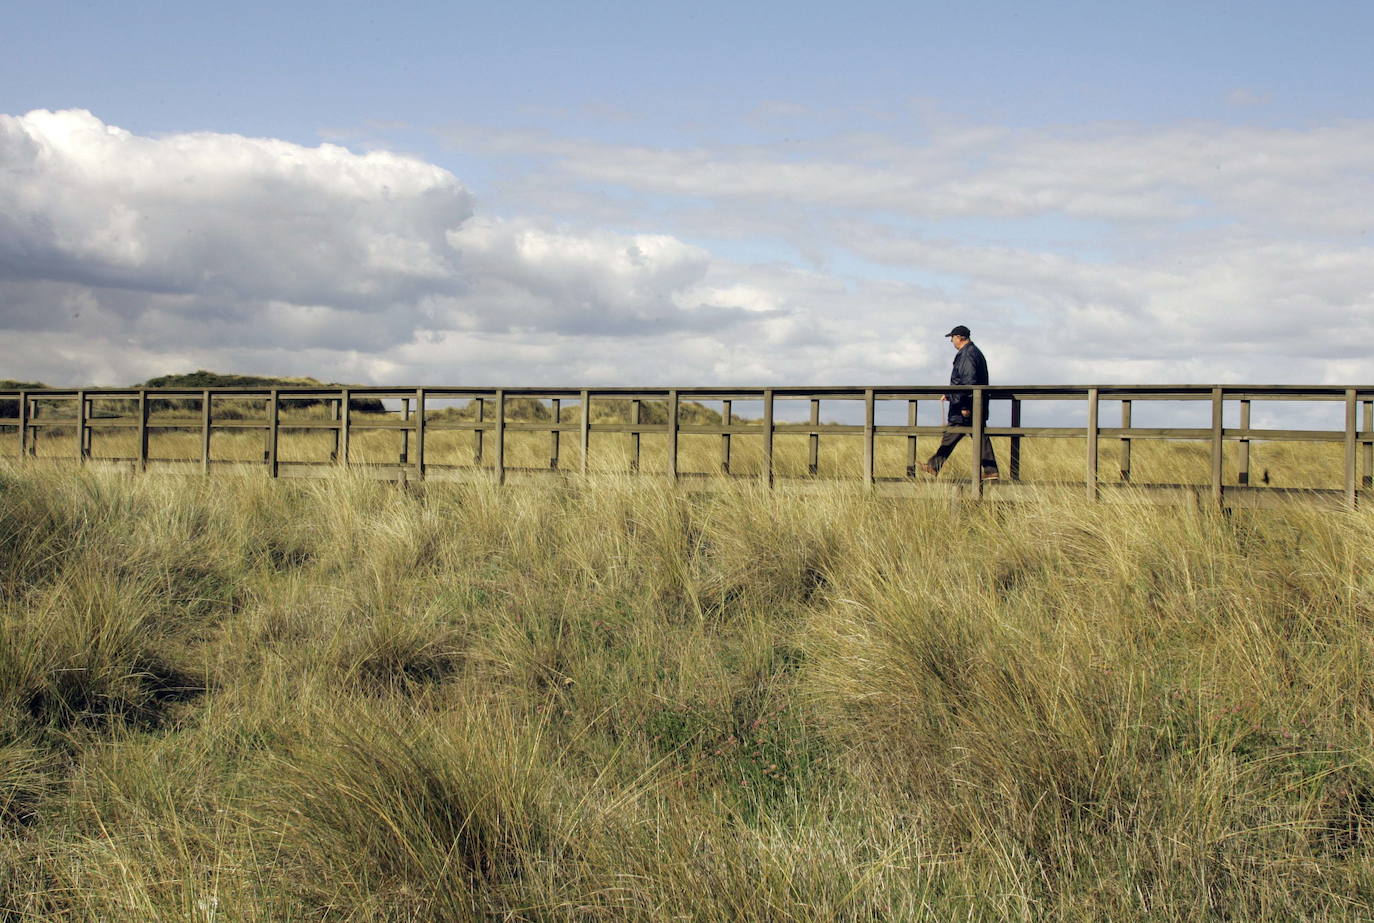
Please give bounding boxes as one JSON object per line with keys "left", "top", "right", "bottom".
{"left": 2, "top": 384, "right": 1371, "bottom": 509}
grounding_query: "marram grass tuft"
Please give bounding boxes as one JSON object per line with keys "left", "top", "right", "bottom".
{"left": 0, "top": 455, "right": 1372, "bottom": 920}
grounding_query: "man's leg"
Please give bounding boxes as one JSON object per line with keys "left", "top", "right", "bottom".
{"left": 924, "top": 430, "right": 964, "bottom": 474}
{"left": 980, "top": 434, "right": 999, "bottom": 475}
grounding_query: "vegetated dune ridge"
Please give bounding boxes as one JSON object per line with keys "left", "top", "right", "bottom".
{"left": 2, "top": 451, "right": 1373, "bottom": 920}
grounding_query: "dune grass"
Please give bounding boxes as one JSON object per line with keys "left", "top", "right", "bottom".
{"left": 1, "top": 447, "right": 1373, "bottom": 920}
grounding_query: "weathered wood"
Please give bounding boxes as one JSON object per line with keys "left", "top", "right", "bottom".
{"left": 330, "top": 397, "right": 340, "bottom": 463}
{"left": 1210, "top": 388, "right": 1224, "bottom": 506}
{"left": 763, "top": 389, "right": 775, "bottom": 487}
{"left": 1237, "top": 400, "right": 1250, "bottom": 485}
{"left": 18, "top": 391, "right": 29, "bottom": 458}
{"left": 754, "top": 422, "right": 812, "bottom": 435}
{"left": 905, "top": 400, "right": 917, "bottom": 477}
{"left": 345, "top": 418, "right": 423, "bottom": 430}
{"left": 630, "top": 399, "right": 641, "bottom": 473}
{"left": 490, "top": 422, "right": 582, "bottom": 433}
{"left": 550, "top": 398, "right": 561, "bottom": 469}
{"left": 1086, "top": 387, "right": 1099, "bottom": 501}
{"left": 77, "top": 390, "right": 89, "bottom": 463}
{"left": 415, "top": 388, "right": 426, "bottom": 481}
{"left": 137, "top": 390, "right": 148, "bottom": 472}
{"left": 261, "top": 395, "right": 271, "bottom": 463}
{"left": 202, "top": 389, "right": 212, "bottom": 474}
{"left": 811, "top": 399, "right": 822, "bottom": 476}
{"left": 1119, "top": 399, "right": 1131, "bottom": 483}
{"left": 494, "top": 389, "right": 505, "bottom": 486}
{"left": 1009, "top": 398, "right": 1021, "bottom": 481}
{"left": 13, "top": 383, "right": 1374, "bottom": 507}
{"left": 721, "top": 399, "right": 732, "bottom": 474}
{"left": 972, "top": 388, "right": 985, "bottom": 499}
{"left": 474, "top": 398, "right": 485, "bottom": 466}
{"left": 1364, "top": 400, "right": 1373, "bottom": 489}
{"left": 1345, "top": 389, "right": 1357, "bottom": 508}
{"left": 340, "top": 388, "right": 351, "bottom": 466}
{"left": 267, "top": 389, "right": 279, "bottom": 478}
{"left": 667, "top": 390, "right": 679, "bottom": 482}
{"left": 579, "top": 390, "right": 590, "bottom": 475}
{"left": 864, "top": 388, "right": 875, "bottom": 488}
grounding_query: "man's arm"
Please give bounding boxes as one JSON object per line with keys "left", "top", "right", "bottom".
{"left": 949, "top": 350, "right": 977, "bottom": 417}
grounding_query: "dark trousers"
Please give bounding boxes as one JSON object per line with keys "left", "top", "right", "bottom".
{"left": 927, "top": 427, "right": 998, "bottom": 474}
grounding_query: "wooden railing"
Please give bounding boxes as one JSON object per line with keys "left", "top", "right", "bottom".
{"left": 2, "top": 385, "right": 1372, "bottom": 508}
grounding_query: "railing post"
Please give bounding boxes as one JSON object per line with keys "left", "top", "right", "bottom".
{"left": 1009, "top": 397, "right": 1021, "bottom": 482}
{"left": 1210, "top": 387, "right": 1224, "bottom": 507}
{"left": 1345, "top": 389, "right": 1358, "bottom": 509}
{"left": 339, "top": 389, "right": 351, "bottom": 466}
{"left": 905, "top": 399, "right": 917, "bottom": 477}
{"left": 1119, "top": 399, "right": 1131, "bottom": 483}
{"left": 863, "top": 388, "right": 875, "bottom": 488}
{"left": 1086, "top": 388, "right": 1099, "bottom": 501}
{"left": 137, "top": 389, "right": 149, "bottom": 472}
{"left": 261, "top": 395, "right": 271, "bottom": 463}
{"left": 77, "top": 390, "right": 89, "bottom": 463}
{"left": 1364, "top": 399, "right": 1373, "bottom": 490}
{"left": 494, "top": 389, "right": 505, "bottom": 486}
{"left": 18, "top": 391, "right": 29, "bottom": 460}
{"left": 762, "top": 389, "right": 774, "bottom": 487}
{"left": 721, "top": 399, "right": 732, "bottom": 474}
{"left": 474, "top": 398, "right": 485, "bottom": 466}
{"left": 810, "top": 398, "right": 821, "bottom": 476}
{"left": 330, "top": 396, "right": 340, "bottom": 463}
{"left": 415, "top": 388, "right": 426, "bottom": 481}
{"left": 267, "top": 389, "right": 279, "bottom": 478}
{"left": 201, "top": 389, "right": 212, "bottom": 474}
{"left": 971, "top": 387, "right": 985, "bottom": 499}
{"left": 1238, "top": 399, "right": 1250, "bottom": 486}
{"left": 667, "top": 390, "right": 679, "bottom": 482}
{"left": 630, "top": 399, "right": 641, "bottom": 473}
{"left": 550, "top": 398, "right": 561, "bottom": 470}
{"left": 579, "top": 390, "right": 590, "bottom": 474}
{"left": 400, "top": 397, "right": 410, "bottom": 465}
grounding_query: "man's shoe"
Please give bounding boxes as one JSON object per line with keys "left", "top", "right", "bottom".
{"left": 917, "top": 462, "right": 937, "bottom": 476}
{"left": 981, "top": 471, "right": 1000, "bottom": 481}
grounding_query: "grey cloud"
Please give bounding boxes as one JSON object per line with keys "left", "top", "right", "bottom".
{"left": 1, "top": 110, "right": 788, "bottom": 385}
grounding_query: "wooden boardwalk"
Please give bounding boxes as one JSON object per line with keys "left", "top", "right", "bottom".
{"left": 3, "top": 385, "right": 1372, "bottom": 509}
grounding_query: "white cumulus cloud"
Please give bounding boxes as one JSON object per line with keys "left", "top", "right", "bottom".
{"left": 5, "top": 108, "right": 1374, "bottom": 390}
{"left": 0, "top": 110, "right": 790, "bottom": 384}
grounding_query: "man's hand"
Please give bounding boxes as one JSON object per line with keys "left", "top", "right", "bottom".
{"left": 961, "top": 409, "right": 970, "bottom": 417}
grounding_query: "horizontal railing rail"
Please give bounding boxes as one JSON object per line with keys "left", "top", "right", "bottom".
{"left": 2, "top": 385, "right": 1371, "bottom": 508}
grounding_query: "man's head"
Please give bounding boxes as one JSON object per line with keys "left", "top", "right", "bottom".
{"left": 945, "top": 324, "right": 971, "bottom": 349}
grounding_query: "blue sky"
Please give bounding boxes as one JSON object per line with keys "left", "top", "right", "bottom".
{"left": 10, "top": 0, "right": 1372, "bottom": 137}
{"left": 2, "top": 0, "right": 1373, "bottom": 386}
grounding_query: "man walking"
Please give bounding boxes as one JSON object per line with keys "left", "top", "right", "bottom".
{"left": 918, "top": 325, "right": 999, "bottom": 481}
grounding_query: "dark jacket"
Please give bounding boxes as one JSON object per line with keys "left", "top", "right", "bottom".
{"left": 947, "top": 341, "right": 989, "bottom": 423}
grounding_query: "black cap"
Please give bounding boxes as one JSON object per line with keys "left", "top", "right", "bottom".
{"left": 944, "top": 325, "right": 971, "bottom": 338}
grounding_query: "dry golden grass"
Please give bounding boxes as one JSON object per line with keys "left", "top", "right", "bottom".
{"left": 1, "top": 441, "right": 1373, "bottom": 920}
